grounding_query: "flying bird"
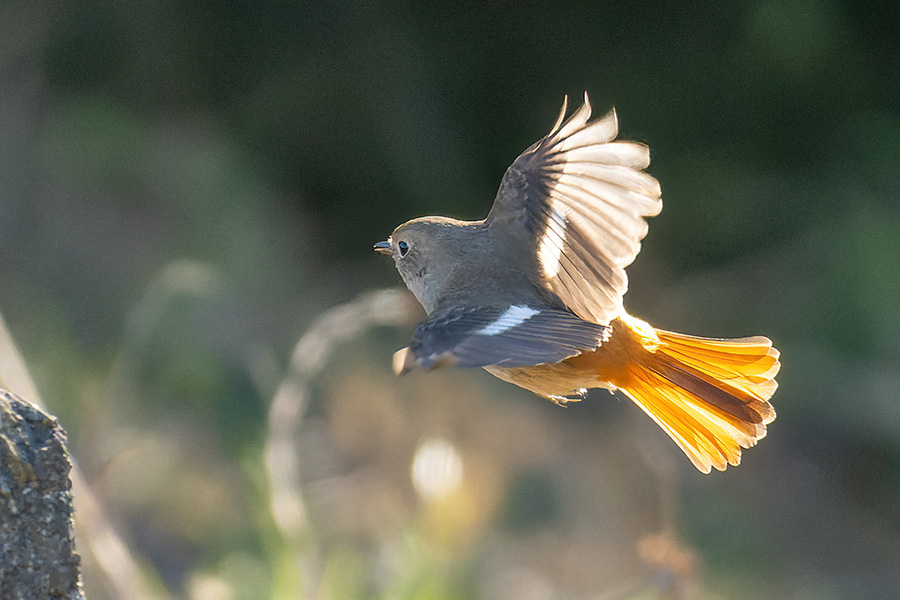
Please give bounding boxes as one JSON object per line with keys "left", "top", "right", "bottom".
{"left": 375, "top": 93, "right": 779, "bottom": 473}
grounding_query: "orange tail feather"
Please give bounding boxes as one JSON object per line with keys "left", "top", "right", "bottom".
{"left": 608, "top": 319, "right": 780, "bottom": 473}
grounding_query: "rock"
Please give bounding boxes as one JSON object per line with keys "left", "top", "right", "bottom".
{"left": 0, "top": 389, "right": 84, "bottom": 600}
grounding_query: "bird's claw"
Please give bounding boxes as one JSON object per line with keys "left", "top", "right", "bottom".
{"left": 549, "top": 388, "right": 589, "bottom": 407}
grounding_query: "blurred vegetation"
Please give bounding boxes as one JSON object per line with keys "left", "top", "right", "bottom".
{"left": 1, "top": 1, "right": 899, "bottom": 599}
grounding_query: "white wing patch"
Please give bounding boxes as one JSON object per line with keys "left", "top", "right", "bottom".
{"left": 537, "top": 200, "right": 567, "bottom": 278}
{"left": 476, "top": 305, "right": 539, "bottom": 336}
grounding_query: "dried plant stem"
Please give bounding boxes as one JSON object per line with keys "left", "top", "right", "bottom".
{"left": 264, "top": 288, "right": 420, "bottom": 598}
{"left": 0, "top": 310, "right": 167, "bottom": 600}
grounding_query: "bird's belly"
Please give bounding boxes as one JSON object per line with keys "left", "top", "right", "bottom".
{"left": 482, "top": 316, "right": 650, "bottom": 403}
{"left": 484, "top": 358, "right": 615, "bottom": 402}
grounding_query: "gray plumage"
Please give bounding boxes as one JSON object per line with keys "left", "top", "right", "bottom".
{"left": 376, "top": 93, "right": 661, "bottom": 373}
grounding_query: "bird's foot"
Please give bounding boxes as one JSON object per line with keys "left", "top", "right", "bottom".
{"left": 548, "top": 388, "right": 589, "bottom": 406}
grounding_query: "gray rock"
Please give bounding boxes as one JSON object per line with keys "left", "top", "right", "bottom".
{"left": 0, "top": 390, "right": 84, "bottom": 600}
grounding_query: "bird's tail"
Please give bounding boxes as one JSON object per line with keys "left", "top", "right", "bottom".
{"left": 607, "top": 318, "right": 780, "bottom": 473}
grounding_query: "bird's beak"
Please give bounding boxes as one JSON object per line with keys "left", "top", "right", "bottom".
{"left": 373, "top": 240, "right": 393, "bottom": 256}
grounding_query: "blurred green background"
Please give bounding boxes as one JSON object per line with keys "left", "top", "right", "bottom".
{"left": 1, "top": 1, "right": 899, "bottom": 599}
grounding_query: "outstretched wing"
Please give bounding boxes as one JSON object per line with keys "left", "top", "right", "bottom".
{"left": 486, "top": 93, "right": 662, "bottom": 325}
{"left": 393, "top": 303, "right": 607, "bottom": 374}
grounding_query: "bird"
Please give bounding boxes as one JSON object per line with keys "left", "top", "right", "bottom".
{"left": 374, "top": 93, "right": 779, "bottom": 473}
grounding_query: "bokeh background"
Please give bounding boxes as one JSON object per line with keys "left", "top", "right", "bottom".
{"left": 2, "top": 1, "right": 899, "bottom": 599}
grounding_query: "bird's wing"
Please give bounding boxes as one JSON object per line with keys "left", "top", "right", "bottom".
{"left": 393, "top": 303, "right": 606, "bottom": 373}
{"left": 486, "top": 93, "right": 662, "bottom": 325}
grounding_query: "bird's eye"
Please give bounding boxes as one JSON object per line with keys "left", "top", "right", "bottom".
{"left": 397, "top": 240, "right": 410, "bottom": 257}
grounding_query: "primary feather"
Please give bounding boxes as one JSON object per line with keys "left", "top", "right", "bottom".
{"left": 487, "top": 92, "right": 662, "bottom": 326}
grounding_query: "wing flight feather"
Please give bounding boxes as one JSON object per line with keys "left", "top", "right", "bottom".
{"left": 487, "top": 92, "right": 662, "bottom": 325}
